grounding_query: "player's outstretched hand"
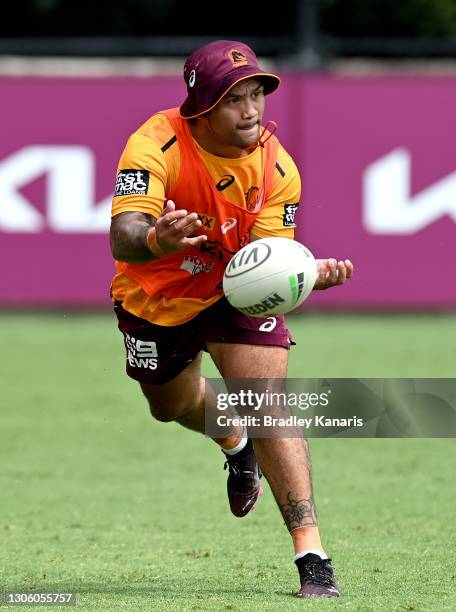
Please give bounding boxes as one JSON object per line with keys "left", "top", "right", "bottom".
{"left": 155, "top": 200, "right": 208, "bottom": 253}
{"left": 314, "top": 258, "right": 354, "bottom": 290}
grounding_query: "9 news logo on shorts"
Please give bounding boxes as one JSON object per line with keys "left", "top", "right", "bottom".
{"left": 123, "top": 333, "right": 158, "bottom": 370}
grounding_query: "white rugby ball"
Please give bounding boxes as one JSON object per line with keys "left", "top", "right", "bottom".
{"left": 223, "top": 237, "right": 318, "bottom": 317}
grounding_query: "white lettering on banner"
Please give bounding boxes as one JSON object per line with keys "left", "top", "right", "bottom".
{"left": 0, "top": 146, "right": 111, "bottom": 233}
{"left": 363, "top": 148, "right": 456, "bottom": 234}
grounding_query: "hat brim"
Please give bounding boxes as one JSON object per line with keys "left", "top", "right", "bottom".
{"left": 180, "top": 70, "right": 280, "bottom": 119}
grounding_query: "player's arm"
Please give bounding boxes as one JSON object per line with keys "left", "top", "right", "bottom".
{"left": 110, "top": 133, "right": 206, "bottom": 263}
{"left": 250, "top": 148, "right": 300, "bottom": 242}
{"left": 110, "top": 202, "right": 206, "bottom": 263}
{"left": 248, "top": 236, "right": 353, "bottom": 290}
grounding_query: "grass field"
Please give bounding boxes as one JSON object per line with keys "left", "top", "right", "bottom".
{"left": 1, "top": 312, "right": 455, "bottom": 611}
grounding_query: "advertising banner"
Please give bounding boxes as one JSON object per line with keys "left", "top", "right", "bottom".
{"left": 1, "top": 75, "right": 455, "bottom": 307}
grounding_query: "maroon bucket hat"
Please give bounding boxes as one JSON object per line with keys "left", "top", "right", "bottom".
{"left": 180, "top": 40, "right": 280, "bottom": 119}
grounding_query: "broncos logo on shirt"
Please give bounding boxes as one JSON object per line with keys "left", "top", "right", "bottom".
{"left": 245, "top": 186, "right": 260, "bottom": 211}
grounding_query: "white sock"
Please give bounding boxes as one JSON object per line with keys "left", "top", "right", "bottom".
{"left": 222, "top": 430, "right": 248, "bottom": 455}
{"left": 294, "top": 549, "right": 328, "bottom": 562}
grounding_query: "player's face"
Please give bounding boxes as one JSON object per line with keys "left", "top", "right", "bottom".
{"left": 208, "top": 79, "right": 265, "bottom": 149}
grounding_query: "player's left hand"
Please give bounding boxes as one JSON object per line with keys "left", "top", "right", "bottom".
{"left": 313, "top": 259, "right": 354, "bottom": 290}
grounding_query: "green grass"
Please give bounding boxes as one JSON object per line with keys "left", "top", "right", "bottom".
{"left": 1, "top": 312, "right": 455, "bottom": 610}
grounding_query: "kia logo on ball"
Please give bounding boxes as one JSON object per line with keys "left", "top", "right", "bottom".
{"left": 224, "top": 242, "right": 271, "bottom": 278}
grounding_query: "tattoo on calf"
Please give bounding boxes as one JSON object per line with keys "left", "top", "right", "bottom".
{"left": 279, "top": 491, "right": 318, "bottom": 531}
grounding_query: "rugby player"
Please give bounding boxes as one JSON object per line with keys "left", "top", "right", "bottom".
{"left": 110, "top": 40, "right": 353, "bottom": 598}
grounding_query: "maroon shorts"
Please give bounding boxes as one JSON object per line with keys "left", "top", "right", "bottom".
{"left": 114, "top": 297, "right": 294, "bottom": 385}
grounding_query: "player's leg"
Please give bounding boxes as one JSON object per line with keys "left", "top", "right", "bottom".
{"left": 139, "top": 357, "right": 241, "bottom": 443}
{"left": 139, "top": 352, "right": 203, "bottom": 427}
{"left": 207, "top": 341, "right": 340, "bottom": 597}
{"left": 207, "top": 343, "right": 322, "bottom": 548}
{"left": 114, "top": 300, "right": 243, "bottom": 443}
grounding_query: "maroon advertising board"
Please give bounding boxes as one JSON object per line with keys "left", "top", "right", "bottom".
{"left": 1, "top": 75, "right": 455, "bottom": 307}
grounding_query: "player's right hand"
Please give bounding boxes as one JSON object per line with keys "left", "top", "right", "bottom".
{"left": 154, "top": 200, "right": 208, "bottom": 253}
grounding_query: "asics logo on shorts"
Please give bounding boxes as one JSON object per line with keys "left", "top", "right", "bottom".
{"left": 258, "top": 317, "right": 277, "bottom": 332}
{"left": 124, "top": 332, "right": 158, "bottom": 370}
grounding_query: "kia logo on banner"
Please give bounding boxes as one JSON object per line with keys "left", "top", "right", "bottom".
{"left": 363, "top": 148, "right": 456, "bottom": 234}
{"left": 0, "top": 146, "right": 111, "bottom": 233}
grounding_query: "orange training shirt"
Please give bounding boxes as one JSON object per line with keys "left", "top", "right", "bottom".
{"left": 111, "top": 108, "right": 301, "bottom": 326}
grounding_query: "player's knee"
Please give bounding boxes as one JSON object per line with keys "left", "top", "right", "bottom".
{"left": 147, "top": 398, "right": 195, "bottom": 423}
{"left": 150, "top": 410, "right": 176, "bottom": 423}
{"left": 148, "top": 402, "right": 177, "bottom": 423}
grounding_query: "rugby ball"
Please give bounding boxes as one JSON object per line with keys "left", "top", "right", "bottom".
{"left": 223, "top": 237, "right": 317, "bottom": 317}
